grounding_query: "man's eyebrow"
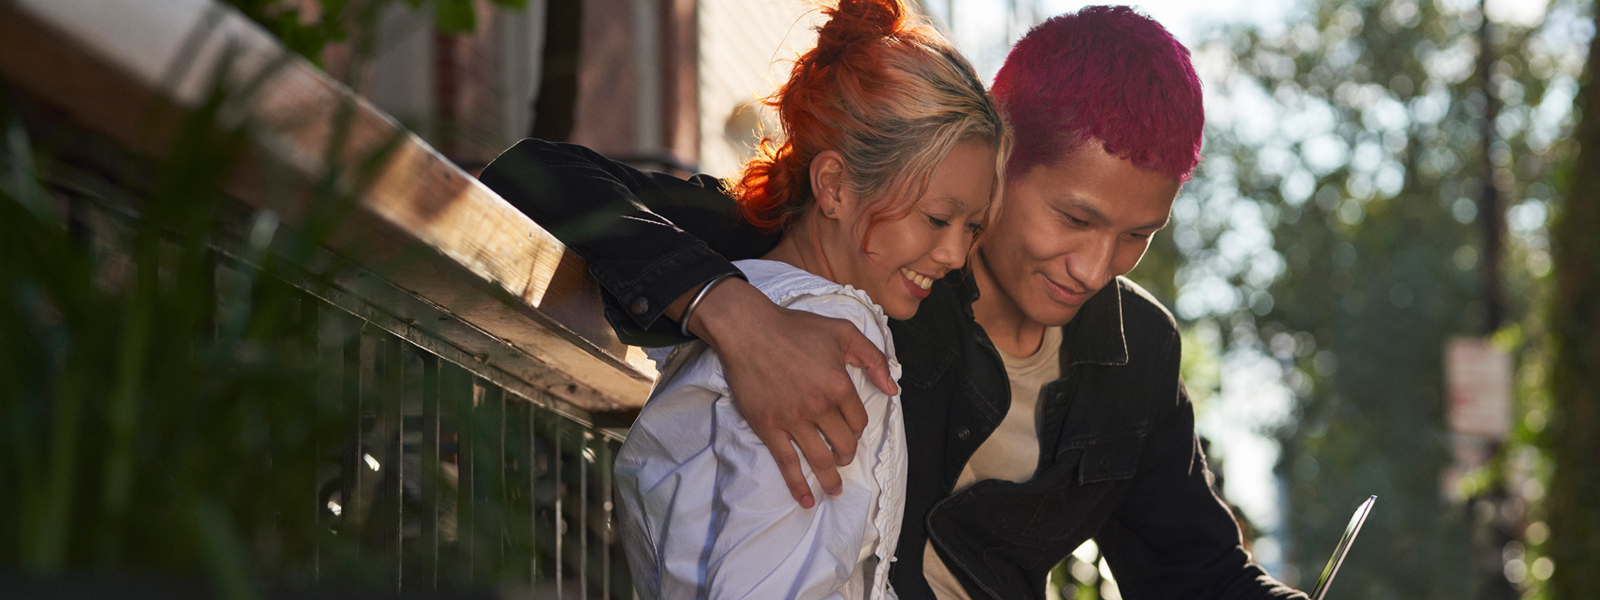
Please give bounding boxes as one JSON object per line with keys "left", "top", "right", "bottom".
{"left": 1058, "top": 196, "right": 1108, "bottom": 224}
{"left": 1060, "top": 196, "right": 1169, "bottom": 230}
{"left": 1135, "top": 214, "right": 1171, "bottom": 231}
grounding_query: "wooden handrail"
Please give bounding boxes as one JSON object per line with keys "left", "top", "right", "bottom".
{"left": 0, "top": 0, "right": 655, "bottom": 414}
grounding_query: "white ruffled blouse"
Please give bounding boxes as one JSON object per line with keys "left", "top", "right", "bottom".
{"left": 615, "top": 259, "right": 906, "bottom": 600}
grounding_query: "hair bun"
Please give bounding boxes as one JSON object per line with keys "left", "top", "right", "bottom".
{"left": 812, "top": 0, "right": 907, "bottom": 67}
{"left": 731, "top": 0, "right": 1006, "bottom": 235}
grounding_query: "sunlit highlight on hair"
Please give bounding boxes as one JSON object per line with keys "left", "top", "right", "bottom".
{"left": 728, "top": 0, "right": 1011, "bottom": 249}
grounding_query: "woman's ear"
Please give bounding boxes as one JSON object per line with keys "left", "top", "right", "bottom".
{"left": 810, "top": 150, "right": 848, "bottom": 220}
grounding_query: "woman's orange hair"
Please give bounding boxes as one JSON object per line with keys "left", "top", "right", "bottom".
{"left": 729, "top": 0, "right": 1009, "bottom": 246}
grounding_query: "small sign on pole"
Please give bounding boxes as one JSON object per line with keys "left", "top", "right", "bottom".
{"left": 1445, "top": 337, "right": 1513, "bottom": 439}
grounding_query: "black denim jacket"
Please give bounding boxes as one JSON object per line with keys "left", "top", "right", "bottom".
{"left": 480, "top": 139, "right": 1306, "bottom": 600}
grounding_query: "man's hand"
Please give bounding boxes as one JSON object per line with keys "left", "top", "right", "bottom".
{"left": 675, "top": 278, "right": 899, "bottom": 508}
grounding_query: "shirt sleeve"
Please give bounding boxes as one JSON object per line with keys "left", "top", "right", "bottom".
{"left": 701, "top": 293, "right": 901, "bottom": 600}
{"left": 478, "top": 138, "right": 781, "bottom": 346}
{"left": 1094, "top": 336, "right": 1307, "bottom": 600}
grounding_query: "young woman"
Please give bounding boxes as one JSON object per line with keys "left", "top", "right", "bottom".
{"left": 610, "top": 1, "right": 1007, "bottom": 598}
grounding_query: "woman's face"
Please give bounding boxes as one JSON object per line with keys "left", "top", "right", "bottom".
{"left": 834, "top": 139, "right": 999, "bottom": 320}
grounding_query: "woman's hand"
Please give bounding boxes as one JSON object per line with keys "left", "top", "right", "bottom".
{"left": 678, "top": 278, "right": 899, "bottom": 508}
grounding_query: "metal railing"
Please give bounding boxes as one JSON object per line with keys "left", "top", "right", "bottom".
{"left": 52, "top": 174, "right": 639, "bottom": 598}
{"left": 309, "top": 307, "right": 629, "bottom": 597}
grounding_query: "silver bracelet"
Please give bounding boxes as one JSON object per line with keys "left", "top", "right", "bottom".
{"left": 679, "top": 273, "right": 735, "bottom": 338}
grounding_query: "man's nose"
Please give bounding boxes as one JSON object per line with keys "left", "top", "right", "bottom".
{"left": 1067, "top": 235, "right": 1116, "bottom": 291}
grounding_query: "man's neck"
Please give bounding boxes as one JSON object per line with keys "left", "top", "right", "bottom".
{"left": 971, "top": 251, "right": 1049, "bottom": 359}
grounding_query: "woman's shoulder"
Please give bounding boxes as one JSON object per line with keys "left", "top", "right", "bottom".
{"left": 734, "top": 260, "right": 876, "bottom": 313}
{"left": 732, "top": 259, "right": 897, "bottom": 355}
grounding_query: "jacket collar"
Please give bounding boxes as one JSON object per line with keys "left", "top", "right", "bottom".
{"left": 1061, "top": 279, "right": 1128, "bottom": 367}
{"left": 952, "top": 271, "right": 1129, "bottom": 367}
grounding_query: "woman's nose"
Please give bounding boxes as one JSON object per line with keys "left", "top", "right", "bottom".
{"left": 931, "top": 228, "right": 969, "bottom": 270}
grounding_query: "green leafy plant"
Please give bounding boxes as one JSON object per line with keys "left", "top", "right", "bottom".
{"left": 0, "top": 24, "right": 411, "bottom": 594}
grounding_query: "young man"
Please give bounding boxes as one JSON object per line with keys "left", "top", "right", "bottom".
{"left": 480, "top": 6, "right": 1304, "bottom": 599}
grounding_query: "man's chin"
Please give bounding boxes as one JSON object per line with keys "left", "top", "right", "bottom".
{"left": 1027, "top": 302, "right": 1083, "bottom": 328}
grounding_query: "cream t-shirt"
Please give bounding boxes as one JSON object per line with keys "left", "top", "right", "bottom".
{"left": 923, "top": 325, "right": 1063, "bottom": 600}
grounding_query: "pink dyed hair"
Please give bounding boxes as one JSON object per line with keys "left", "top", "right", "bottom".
{"left": 991, "top": 5, "right": 1204, "bottom": 182}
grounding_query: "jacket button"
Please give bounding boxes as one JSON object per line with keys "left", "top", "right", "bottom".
{"left": 956, "top": 427, "right": 971, "bottom": 441}
{"left": 628, "top": 296, "right": 650, "bottom": 315}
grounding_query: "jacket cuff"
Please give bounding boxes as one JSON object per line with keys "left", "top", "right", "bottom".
{"left": 592, "top": 241, "right": 745, "bottom": 346}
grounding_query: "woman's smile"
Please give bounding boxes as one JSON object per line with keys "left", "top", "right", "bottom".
{"left": 838, "top": 139, "right": 1000, "bottom": 320}
{"left": 901, "top": 267, "right": 936, "bottom": 299}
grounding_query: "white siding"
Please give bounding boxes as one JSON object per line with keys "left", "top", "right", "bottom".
{"left": 696, "top": 0, "right": 824, "bottom": 178}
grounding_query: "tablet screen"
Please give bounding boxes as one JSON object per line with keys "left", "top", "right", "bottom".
{"left": 1308, "top": 495, "right": 1376, "bottom": 600}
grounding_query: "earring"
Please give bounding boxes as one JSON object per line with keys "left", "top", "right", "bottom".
{"left": 826, "top": 208, "right": 837, "bottom": 216}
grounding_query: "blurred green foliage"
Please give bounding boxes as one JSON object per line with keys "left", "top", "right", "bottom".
{"left": 1127, "top": 0, "right": 1594, "bottom": 597}
{"left": 1545, "top": 4, "right": 1600, "bottom": 598}
{"left": 0, "top": 69, "right": 351, "bottom": 597}
{"left": 0, "top": 0, "right": 466, "bottom": 594}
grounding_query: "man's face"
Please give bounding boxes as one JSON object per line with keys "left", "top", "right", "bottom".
{"left": 978, "top": 140, "right": 1181, "bottom": 327}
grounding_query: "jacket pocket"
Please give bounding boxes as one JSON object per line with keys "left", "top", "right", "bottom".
{"left": 1008, "top": 431, "right": 1147, "bottom": 545}
{"left": 1077, "top": 431, "right": 1146, "bottom": 484}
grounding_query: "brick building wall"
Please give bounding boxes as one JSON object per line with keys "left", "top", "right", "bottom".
{"left": 347, "top": 0, "right": 924, "bottom": 180}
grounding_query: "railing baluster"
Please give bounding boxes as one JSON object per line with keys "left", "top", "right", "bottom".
{"left": 341, "top": 325, "right": 366, "bottom": 550}
{"left": 601, "top": 438, "right": 613, "bottom": 600}
{"left": 554, "top": 416, "right": 564, "bottom": 599}
{"left": 503, "top": 396, "right": 532, "bottom": 588}
{"left": 384, "top": 334, "right": 405, "bottom": 589}
{"left": 457, "top": 370, "right": 478, "bottom": 582}
{"left": 534, "top": 396, "right": 547, "bottom": 588}
{"left": 580, "top": 431, "right": 591, "bottom": 600}
{"left": 495, "top": 384, "right": 508, "bottom": 571}
{"left": 421, "top": 352, "right": 441, "bottom": 590}
{"left": 299, "top": 291, "right": 321, "bottom": 582}
{"left": 473, "top": 381, "right": 503, "bottom": 581}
